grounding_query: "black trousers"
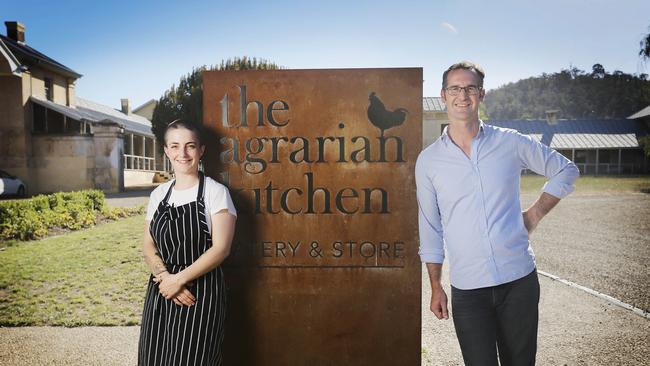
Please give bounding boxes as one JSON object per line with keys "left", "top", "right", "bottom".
{"left": 451, "top": 269, "right": 540, "bottom": 366}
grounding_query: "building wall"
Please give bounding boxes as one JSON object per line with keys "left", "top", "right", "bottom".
{"left": 0, "top": 69, "right": 29, "bottom": 184}
{"left": 30, "top": 122, "right": 124, "bottom": 194}
{"left": 92, "top": 123, "right": 124, "bottom": 193}
{"left": 26, "top": 68, "right": 68, "bottom": 105}
{"left": 31, "top": 135, "right": 95, "bottom": 193}
{"left": 66, "top": 80, "right": 75, "bottom": 107}
{"left": 124, "top": 170, "right": 156, "bottom": 186}
{"left": 1, "top": 60, "right": 86, "bottom": 194}
{"left": 423, "top": 111, "right": 449, "bottom": 148}
{"left": 133, "top": 101, "right": 156, "bottom": 120}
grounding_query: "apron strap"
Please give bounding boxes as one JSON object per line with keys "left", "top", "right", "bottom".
{"left": 197, "top": 171, "right": 206, "bottom": 201}
{"left": 162, "top": 179, "right": 176, "bottom": 205}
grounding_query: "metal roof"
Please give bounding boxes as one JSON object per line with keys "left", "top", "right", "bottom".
{"left": 30, "top": 96, "right": 87, "bottom": 120}
{"left": 628, "top": 105, "right": 650, "bottom": 120}
{"left": 30, "top": 96, "right": 154, "bottom": 137}
{"left": 0, "top": 37, "right": 22, "bottom": 76}
{"left": 76, "top": 98, "right": 154, "bottom": 136}
{"left": 423, "top": 97, "right": 446, "bottom": 112}
{"left": 488, "top": 119, "right": 646, "bottom": 149}
{"left": 0, "top": 35, "right": 81, "bottom": 79}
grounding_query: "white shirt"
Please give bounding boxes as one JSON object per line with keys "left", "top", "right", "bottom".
{"left": 416, "top": 122, "right": 579, "bottom": 289}
{"left": 146, "top": 176, "right": 237, "bottom": 234}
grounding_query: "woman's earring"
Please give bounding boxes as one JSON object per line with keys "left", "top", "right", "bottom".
{"left": 199, "top": 159, "right": 204, "bottom": 172}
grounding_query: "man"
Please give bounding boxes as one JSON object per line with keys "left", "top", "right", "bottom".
{"left": 415, "top": 61, "right": 579, "bottom": 366}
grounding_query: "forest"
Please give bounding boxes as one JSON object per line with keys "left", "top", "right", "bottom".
{"left": 484, "top": 64, "right": 650, "bottom": 120}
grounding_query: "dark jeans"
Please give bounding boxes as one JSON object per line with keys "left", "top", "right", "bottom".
{"left": 451, "top": 270, "right": 540, "bottom": 366}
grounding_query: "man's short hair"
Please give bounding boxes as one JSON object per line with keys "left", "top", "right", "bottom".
{"left": 442, "top": 61, "right": 486, "bottom": 89}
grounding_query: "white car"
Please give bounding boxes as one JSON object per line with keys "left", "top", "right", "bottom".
{"left": 0, "top": 170, "right": 26, "bottom": 197}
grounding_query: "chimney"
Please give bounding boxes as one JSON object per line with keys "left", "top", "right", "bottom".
{"left": 121, "top": 99, "right": 130, "bottom": 115}
{"left": 5, "top": 21, "right": 25, "bottom": 43}
{"left": 545, "top": 109, "right": 560, "bottom": 125}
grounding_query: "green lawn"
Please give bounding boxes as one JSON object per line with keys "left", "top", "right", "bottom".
{"left": 520, "top": 175, "right": 650, "bottom": 194}
{"left": 0, "top": 215, "right": 149, "bottom": 326}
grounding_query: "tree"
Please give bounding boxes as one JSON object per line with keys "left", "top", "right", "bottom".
{"left": 640, "top": 26, "right": 650, "bottom": 61}
{"left": 639, "top": 136, "right": 650, "bottom": 158}
{"left": 591, "top": 63, "right": 605, "bottom": 79}
{"left": 151, "top": 57, "right": 280, "bottom": 150}
{"left": 484, "top": 65, "right": 650, "bottom": 120}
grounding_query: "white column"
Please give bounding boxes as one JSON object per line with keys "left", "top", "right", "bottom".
{"left": 618, "top": 149, "right": 622, "bottom": 175}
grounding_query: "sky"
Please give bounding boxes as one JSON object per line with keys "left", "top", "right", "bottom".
{"left": 4, "top": 0, "right": 650, "bottom": 110}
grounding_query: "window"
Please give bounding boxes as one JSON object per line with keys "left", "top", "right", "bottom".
{"left": 557, "top": 150, "right": 572, "bottom": 160}
{"left": 66, "top": 118, "right": 81, "bottom": 134}
{"left": 32, "top": 102, "right": 89, "bottom": 135}
{"left": 33, "top": 103, "right": 47, "bottom": 132}
{"left": 44, "top": 78, "right": 53, "bottom": 101}
{"left": 574, "top": 150, "right": 587, "bottom": 164}
{"left": 47, "top": 110, "right": 65, "bottom": 133}
{"left": 598, "top": 149, "right": 618, "bottom": 164}
{"left": 124, "top": 133, "right": 133, "bottom": 154}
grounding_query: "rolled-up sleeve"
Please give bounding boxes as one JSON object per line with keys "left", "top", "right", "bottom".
{"left": 516, "top": 133, "right": 580, "bottom": 199}
{"left": 415, "top": 155, "right": 445, "bottom": 263}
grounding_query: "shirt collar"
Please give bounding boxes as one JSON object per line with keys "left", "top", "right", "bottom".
{"left": 441, "top": 120, "right": 487, "bottom": 146}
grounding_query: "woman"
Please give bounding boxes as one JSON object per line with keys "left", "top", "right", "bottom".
{"left": 138, "top": 120, "right": 237, "bottom": 365}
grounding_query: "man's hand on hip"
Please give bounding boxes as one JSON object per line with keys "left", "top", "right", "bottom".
{"left": 522, "top": 208, "right": 541, "bottom": 235}
{"left": 523, "top": 192, "right": 561, "bottom": 236}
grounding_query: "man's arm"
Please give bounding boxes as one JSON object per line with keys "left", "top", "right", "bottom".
{"left": 426, "top": 263, "right": 449, "bottom": 320}
{"left": 415, "top": 155, "right": 448, "bottom": 320}
{"left": 516, "top": 133, "right": 579, "bottom": 234}
{"left": 522, "top": 192, "right": 560, "bottom": 235}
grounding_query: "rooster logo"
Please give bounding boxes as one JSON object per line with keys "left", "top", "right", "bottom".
{"left": 367, "top": 92, "right": 408, "bottom": 138}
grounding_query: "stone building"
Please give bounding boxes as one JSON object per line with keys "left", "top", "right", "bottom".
{"left": 0, "top": 21, "right": 165, "bottom": 195}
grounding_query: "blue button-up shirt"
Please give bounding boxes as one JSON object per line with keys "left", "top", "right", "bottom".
{"left": 416, "top": 122, "right": 579, "bottom": 289}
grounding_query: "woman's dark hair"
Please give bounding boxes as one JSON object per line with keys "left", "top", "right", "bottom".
{"left": 164, "top": 119, "right": 205, "bottom": 146}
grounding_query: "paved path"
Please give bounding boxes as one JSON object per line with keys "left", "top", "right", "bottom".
{"left": 105, "top": 188, "right": 154, "bottom": 208}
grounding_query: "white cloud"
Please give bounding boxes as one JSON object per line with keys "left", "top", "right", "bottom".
{"left": 440, "top": 22, "right": 458, "bottom": 35}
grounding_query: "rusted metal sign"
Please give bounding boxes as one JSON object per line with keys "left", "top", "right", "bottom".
{"left": 203, "top": 68, "right": 422, "bottom": 365}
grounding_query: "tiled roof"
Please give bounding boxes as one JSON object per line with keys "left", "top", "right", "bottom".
{"left": 0, "top": 35, "right": 81, "bottom": 79}
{"left": 488, "top": 119, "right": 646, "bottom": 149}
{"left": 423, "top": 97, "right": 446, "bottom": 112}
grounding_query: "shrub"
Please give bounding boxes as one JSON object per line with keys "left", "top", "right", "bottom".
{"left": 0, "top": 189, "right": 135, "bottom": 241}
{"left": 103, "top": 205, "right": 145, "bottom": 221}
{"left": 0, "top": 202, "right": 48, "bottom": 240}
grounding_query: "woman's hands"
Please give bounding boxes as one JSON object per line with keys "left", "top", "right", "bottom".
{"left": 154, "top": 272, "right": 196, "bottom": 307}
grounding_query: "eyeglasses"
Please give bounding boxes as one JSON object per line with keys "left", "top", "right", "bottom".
{"left": 444, "top": 85, "right": 482, "bottom": 96}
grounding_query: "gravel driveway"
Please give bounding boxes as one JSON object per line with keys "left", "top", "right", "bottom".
{"left": 522, "top": 192, "right": 650, "bottom": 312}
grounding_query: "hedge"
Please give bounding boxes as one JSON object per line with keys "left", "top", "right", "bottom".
{"left": 0, "top": 190, "right": 143, "bottom": 241}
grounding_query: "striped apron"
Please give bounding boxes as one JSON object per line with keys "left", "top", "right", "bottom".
{"left": 138, "top": 172, "right": 226, "bottom": 365}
